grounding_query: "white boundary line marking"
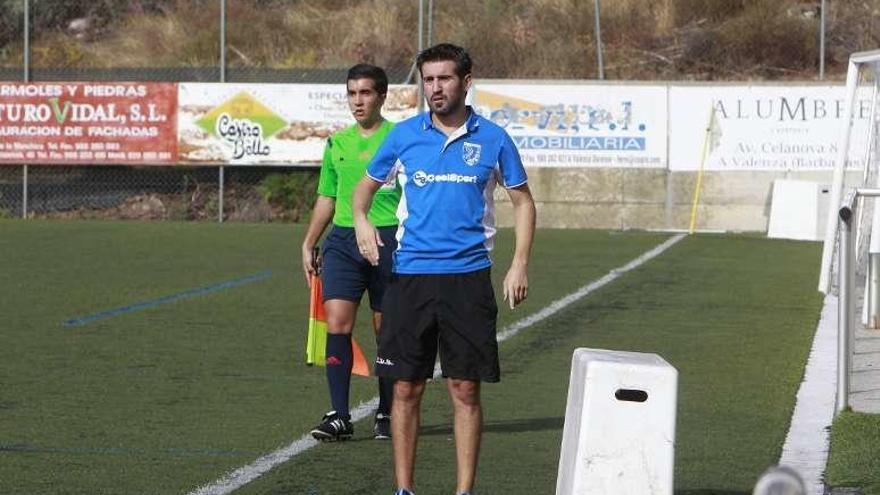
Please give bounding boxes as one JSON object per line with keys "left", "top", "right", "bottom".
{"left": 188, "top": 233, "right": 686, "bottom": 495}
{"left": 779, "top": 293, "right": 837, "bottom": 494}
{"left": 496, "top": 234, "right": 685, "bottom": 343}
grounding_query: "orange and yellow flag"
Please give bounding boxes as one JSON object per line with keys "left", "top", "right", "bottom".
{"left": 305, "top": 273, "right": 370, "bottom": 377}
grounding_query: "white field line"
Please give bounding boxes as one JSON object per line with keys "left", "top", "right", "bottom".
{"left": 496, "top": 233, "right": 685, "bottom": 343}
{"left": 188, "top": 233, "right": 686, "bottom": 495}
{"left": 778, "top": 293, "right": 837, "bottom": 494}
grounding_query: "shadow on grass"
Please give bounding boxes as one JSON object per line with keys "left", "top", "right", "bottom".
{"left": 420, "top": 416, "right": 564, "bottom": 436}
{"left": 418, "top": 421, "right": 751, "bottom": 495}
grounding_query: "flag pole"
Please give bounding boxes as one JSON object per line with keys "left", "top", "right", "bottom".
{"left": 688, "top": 104, "right": 717, "bottom": 234}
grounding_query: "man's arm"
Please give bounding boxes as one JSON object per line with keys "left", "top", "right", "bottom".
{"left": 502, "top": 183, "right": 536, "bottom": 309}
{"left": 301, "top": 195, "right": 335, "bottom": 286}
{"left": 352, "top": 176, "right": 384, "bottom": 266}
{"left": 301, "top": 138, "right": 340, "bottom": 285}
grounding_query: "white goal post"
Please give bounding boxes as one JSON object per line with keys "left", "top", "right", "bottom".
{"left": 819, "top": 49, "right": 880, "bottom": 295}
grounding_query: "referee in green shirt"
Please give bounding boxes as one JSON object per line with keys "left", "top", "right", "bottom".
{"left": 301, "top": 64, "right": 399, "bottom": 441}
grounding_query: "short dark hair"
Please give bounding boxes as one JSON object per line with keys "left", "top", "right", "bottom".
{"left": 416, "top": 43, "right": 472, "bottom": 78}
{"left": 346, "top": 64, "right": 388, "bottom": 95}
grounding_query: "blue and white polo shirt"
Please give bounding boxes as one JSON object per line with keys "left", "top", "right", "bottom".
{"left": 366, "top": 108, "right": 528, "bottom": 274}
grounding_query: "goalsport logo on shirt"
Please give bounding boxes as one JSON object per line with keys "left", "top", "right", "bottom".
{"left": 412, "top": 170, "right": 478, "bottom": 187}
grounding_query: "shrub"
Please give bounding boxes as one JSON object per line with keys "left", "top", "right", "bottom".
{"left": 258, "top": 171, "right": 318, "bottom": 223}
{"left": 0, "top": 0, "right": 861, "bottom": 83}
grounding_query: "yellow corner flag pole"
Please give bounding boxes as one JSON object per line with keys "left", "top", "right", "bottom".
{"left": 689, "top": 104, "right": 717, "bottom": 234}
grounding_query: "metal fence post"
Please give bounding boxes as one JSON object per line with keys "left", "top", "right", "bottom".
{"left": 416, "top": 0, "right": 425, "bottom": 113}
{"left": 23, "top": 0, "right": 29, "bottom": 82}
{"left": 593, "top": 0, "right": 605, "bottom": 80}
{"left": 870, "top": 253, "right": 880, "bottom": 328}
{"left": 418, "top": 0, "right": 424, "bottom": 57}
{"left": 220, "top": 0, "right": 226, "bottom": 83}
{"left": 427, "top": 0, "right": 433, "bottom": 47}
{"left": 218, "top": 166, "right": 225, "bottom": 223}
{"left": 22, "top": 0, "right": 30, "bottom": 219}
{"left": 837, "top": 200, "right": 853, "bottom": 414}
{"left": 819, "top": 0, "right": 826, "bottom": 80}
{"left": 219, "top": 0, "right": 226, "bottom": 223}
{"left": 22, "top": 166, "right": 28, "bottom": 219}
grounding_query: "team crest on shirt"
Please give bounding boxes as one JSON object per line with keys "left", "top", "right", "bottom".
{"left": 462, "top": 142, "right": 482, "bottom": 166}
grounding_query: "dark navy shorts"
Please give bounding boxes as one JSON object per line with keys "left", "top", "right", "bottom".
{"left": 321, "top": 225, "right": 398, "bottom": 312}
{"left": 375, "top": 268, "right": 500, "bottom": 382}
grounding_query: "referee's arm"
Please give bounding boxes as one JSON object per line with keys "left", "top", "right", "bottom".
{"left": 352, "top": 176, "right": 384, "bottom": 266}
{"left": 301, "top": 195, "right": 335, "bottom": 285}
{"left": 503, "top": 183, "right": 536, "bottom": 309}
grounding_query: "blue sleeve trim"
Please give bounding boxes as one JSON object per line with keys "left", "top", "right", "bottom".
{"left": 365, "top": 172, "right": 386, "bottom": 184}
{"left": 503, "top": 178, "right": 529, "bottom": 189}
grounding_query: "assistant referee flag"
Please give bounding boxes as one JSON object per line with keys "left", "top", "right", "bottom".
{"left": 304, "top": 272, "right": 370, "bottom": 377}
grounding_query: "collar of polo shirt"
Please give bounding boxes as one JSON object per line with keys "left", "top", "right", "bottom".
{"left": 420, "top": 106, "right": 481, "bottom": 133}
{"left": 421, "top": 106, "right": 481, "bottom": 150}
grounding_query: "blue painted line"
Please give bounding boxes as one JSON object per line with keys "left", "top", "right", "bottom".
{"left": 0, "top": 442, "right": 258, "bottom": 458}
{"left": 62, "top": 270, "right": 273, "bottom": 327}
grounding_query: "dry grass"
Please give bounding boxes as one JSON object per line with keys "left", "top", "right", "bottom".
{"left": 2, "top": 0, "right": 880, "bottom": 80}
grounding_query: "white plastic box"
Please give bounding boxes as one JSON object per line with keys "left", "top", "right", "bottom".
{"left": 556, "top": 348, "right": 678, "bottom": 495}
{"left": 767, "top": 179, "right": 830, "bottom": 241}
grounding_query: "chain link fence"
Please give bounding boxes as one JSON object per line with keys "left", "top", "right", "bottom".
{"left": 5, "top": 1, "right": 877, "bottom": 84}
{"left": 0, "top": 165, "right": 318, "bottom": 222}
{"left": 0, "top": 0, "right": 412, "bottom": 222}
{"left": 2, "top": 0, "right": 880, "bottom": 222}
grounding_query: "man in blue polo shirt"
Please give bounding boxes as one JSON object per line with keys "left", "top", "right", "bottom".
{"left": 352, "top": 43, "right": 536, "bottom": 495}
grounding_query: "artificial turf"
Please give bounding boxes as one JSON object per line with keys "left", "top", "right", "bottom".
{"left": 825, "top": 410, "right": 880, "bottom": 495}
{"left": 0, "top": 221, "right": 823, "bottom": 494}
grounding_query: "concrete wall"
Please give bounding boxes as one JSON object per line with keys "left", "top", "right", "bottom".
{"left": 495, "top": 168, "right": 859, "bottom": 233}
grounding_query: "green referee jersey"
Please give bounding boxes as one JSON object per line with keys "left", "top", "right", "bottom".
{"left": 317, "top": 120, "right": 399, "bottom": 227}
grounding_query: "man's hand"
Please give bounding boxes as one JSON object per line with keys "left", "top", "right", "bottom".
{"left": 351, "top": 176, "right": 385, "bottom": 266}
{"left": 300, "top": 195, "right": 334, "bottom": 288}
{"left": 354, "top": 217, "right": 384, "bottom": 266}
{"left": 301, "top": 245, "right": 320, "bottom": 287}
{"left": 503, "top": 183, "right": 535, "bottom": 310}
{"left": 502, "top": 261, "right": 528, "bottom": 309}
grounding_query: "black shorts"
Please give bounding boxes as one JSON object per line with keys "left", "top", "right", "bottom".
{"left": 375, "top": 268, "right": 500, "bottom": 382}
{"left": 321, "top": 225, "right": 397, "bottom": 312}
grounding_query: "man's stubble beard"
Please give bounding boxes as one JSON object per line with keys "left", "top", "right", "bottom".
{"left": 430, "top": 94, "right": 464, "bottom": 116}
